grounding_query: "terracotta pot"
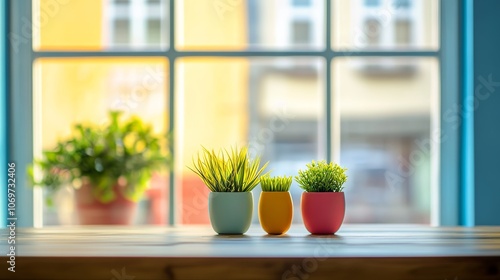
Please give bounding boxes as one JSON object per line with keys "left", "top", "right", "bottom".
{"left": 75, "top": 183, "right": 137, "bottom": 225}
{"left": 208, "top": 192, "right": 253, "bottom": 234}
{"left": 301, "top": 192, "right": 345, "bottom": 235}
{"left": 258, "top": 192, "right": 293, "bottom": 235}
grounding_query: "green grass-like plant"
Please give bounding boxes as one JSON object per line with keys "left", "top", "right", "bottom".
{"left": 189, "top": 146, "right": 269, "bottom": 192}
{"left": 29, "top": 111, "right": 170, "bottom": 204}
{"left": 295, "top": 160, "right": 347, "bottom": 192}
{"left": 260, "top": 175, "right": 292, "bottom": 192}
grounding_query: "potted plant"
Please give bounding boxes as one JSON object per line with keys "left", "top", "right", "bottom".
{"left": 258, "top": 175, "right": 293, "bottom": 235}
{"left": 30, "top": 111, "right": 170, "bottom": 225}
{"left": 296, "top": 160, "right": 348, "bottom": 235}
{"left": 189, "top": 146, "right": 268, "bottom": 234}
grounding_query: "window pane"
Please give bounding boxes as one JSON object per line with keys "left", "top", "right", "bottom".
{"left": 147, "top": 19, "right": 162, "bottom": 45}
{"left": 176, "top": 0, "right": 324, "bottom": 50}
{"left": 293, "top": 0, "right": 312, "bottom": 6}
{"left": 365, "top": 0, "right": 381, "bottom": 6}
{"left": 395, "top": 19, "right": 411, "bottom": 45}
{"left": 33, "top": 0, "right": 168, "bottom": 50}
{"left": 333, "top": 57, "right": 439, "bottom": 223}
{"left": 33, "top": 58, "right": 169, "bottom": 225}
{"left": 176, "top": 58, "right": 325, "bottom": 224}
{"left": 333, "top": 0, "right": 439, "bottom": 50}
{"left": 113, "top": 19, "right": 131, "bottom": 45}
{"left": 292, "top": 20, "right": 312, "bottom": 44}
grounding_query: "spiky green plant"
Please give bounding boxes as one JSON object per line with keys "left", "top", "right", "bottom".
{"left": 260, "top": 175, "right": 292, "bottom": 192}
{"left": 295, "top": 160, "right": 347, "bottom": 192}
{"left": 189, "top": 146, "right": 269, "bottom": 192}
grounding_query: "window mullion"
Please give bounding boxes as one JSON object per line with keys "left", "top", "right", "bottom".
{"left": 168, "top": 0, "right": 176, "bottom": 226}
{"left": 11, "top": 0, "right": 36, "bottom": 227}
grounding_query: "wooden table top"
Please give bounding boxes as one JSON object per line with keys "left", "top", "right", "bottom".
{"left": 2, "top": 225, "right": 500, "bottom": 280}
{"left": 7, "top": 224, "right": 500, "bottom": 257}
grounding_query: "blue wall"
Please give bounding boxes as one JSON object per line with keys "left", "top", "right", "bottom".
{"left": 473, "top": 0, "right": 500, "bottom": 225}
{"left": 0, "top": 0, "right": 7, "bottom": 227}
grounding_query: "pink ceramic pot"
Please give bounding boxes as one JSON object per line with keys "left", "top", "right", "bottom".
{"left": 301, "top": 192, "right": 345, "bottom": 234}
{"left": 75, "top": 183, "right": 137, "bottom": 225}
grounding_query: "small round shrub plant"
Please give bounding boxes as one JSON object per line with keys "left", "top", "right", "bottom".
{"left": 295, "top": 160, "right": 347, "bottom": 192}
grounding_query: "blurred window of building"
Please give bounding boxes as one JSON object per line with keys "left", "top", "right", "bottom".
{"left": 106, "top": 0, "right": 166, "bottom": 49}
{"left": 292, "top": 0, "right": 311, "bottom": 6}
{"left": 394, "top": 0, "right": 411, "bottom": 9}
{"left": 147, "top": 19, "right": 162, "bottom": 45}
{"left": 364, "top": 0, "right": 381, "bottom": 7}
{"left": 363, "top": 18, "right": 382, "bottom": 46}
{"left": 291, "top": 20, "right": 312, "bottom": 44}
{"left": 395, "top": 19, "right": 411, "bottom": 45}
{"left": 334, "top": 0, "right": 437, "bottom": 50}
{"left": 30, "top": 0, "right": 440, "bottom": 226}
{"left": 112, "top": 19, "right": 131, "bottom": 45}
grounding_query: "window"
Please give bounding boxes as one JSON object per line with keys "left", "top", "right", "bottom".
{"left": 201, "top": 0, "right": 324, "bottom": 50}
{"left": 335, "top": 57, "right": 438, "bottom": 223}
{"left": 395, "top": 20, "right": 412, "bottom": 45}
{"left": 292, "top": 0, "right": 311, "bottom": 6}
{"left": 106, "top": 0, "right": 167, "bottom": 49}
{"left": 113, "top": 19, "right": 130, "bottom": 44}
{"left": 394, "top": 0, "right": 411, "bottom": 9}
{"left": 337, "top": 0, "right": 432, "bottom": 50}
{"left": 363, "top": 18, "right": 382, "bottom": 46}
{"left": 22, "top": 0, "right": 441, "bottom": 226}
{"left": 291, "top": 20, "right": 312, "bottom": 44}
{"left": 364, "top": 0, "right": 380, "bottom": 7}
{"left": 147, "top": 19, "right": 162, "bottom": 45}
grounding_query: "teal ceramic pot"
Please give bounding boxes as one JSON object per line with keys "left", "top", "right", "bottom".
{"left": 208, "top": 192, "right": 253, "bottom": 234}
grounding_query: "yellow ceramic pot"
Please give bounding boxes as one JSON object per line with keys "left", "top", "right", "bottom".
{"left": 258, "top": 192, "right": 293, "bottom": 235}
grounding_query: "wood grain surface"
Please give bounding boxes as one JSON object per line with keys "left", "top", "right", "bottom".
{"left": 1, "top": 225, "right": 499, "bottom": 280}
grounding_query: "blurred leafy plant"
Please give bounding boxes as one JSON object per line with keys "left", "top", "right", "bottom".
{"left": 295, "top": 160, "right": 347, "bottom": 192}
{"left": 29, "top": 111, "right": 170, "bottom": 204}
{"left": 189, "top": 146, "right": 268, "bottom": 192}
{"left": 260, "top": 175, "right": 292, "bottom": 192}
